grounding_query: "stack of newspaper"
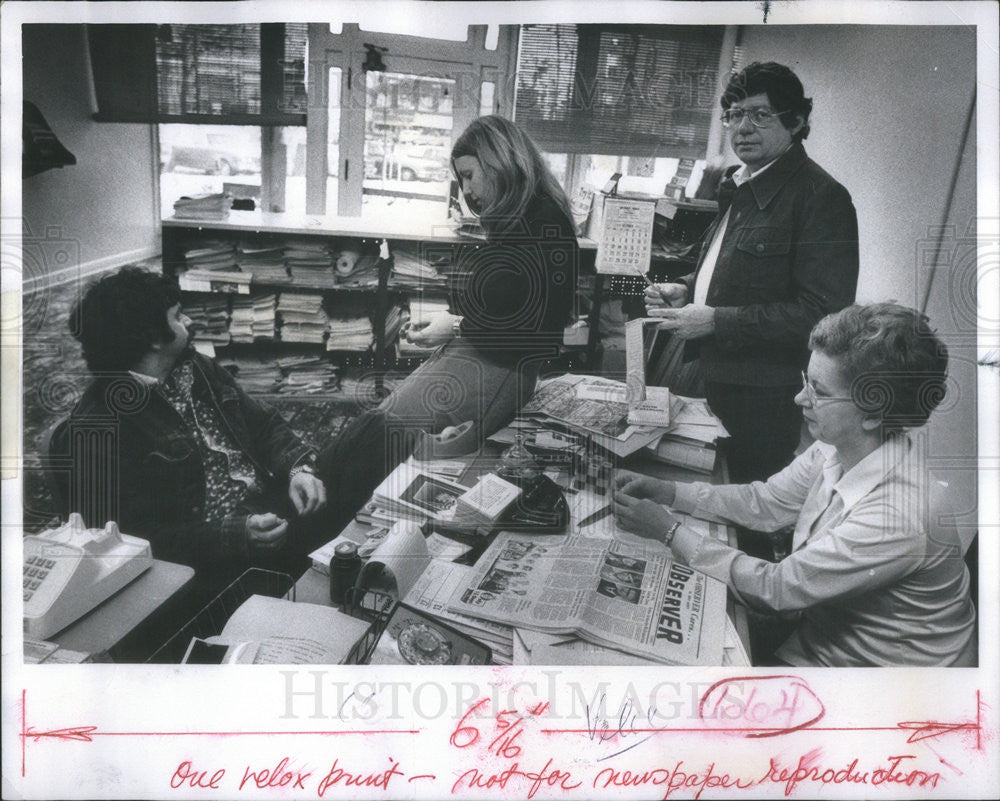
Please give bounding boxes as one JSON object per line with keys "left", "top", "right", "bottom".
{"left": 237, "top": 241, "right": 288, "bottom": 282}
{"left": 229, "top": 293, "right": 277, "bottom": 342}
{"left": 285, "top": 239, "right": 335, "bottom": 286}
{"left": 448, "top": 530, "right": 726, "bottom": 666}
{"left": 384, "top": 304, "right": 405, "bottom": 347}
{"left": 185, "top": 241, "right": 237, "bottom": 270}
{"left": 173, "top": 193, "right": 232, "bottom": 220}
{"left": 326, "top": 314, "right": 373, "bottom": 351}
{"left": 184, "top": 296, "right": 230, "bottom": 349}
{"left": 518, "top": 373, "right": 668, "bottom": 458}
{"left": 216, "top": 353, "right": 281, "bottom": 394}
{"left": 389, "top": 247, "right": 448, "bottom": 289}
{"left": 644, "top": 396, "right": 728, "bottom": 474}
{"left": 275, "top": 354, "right": 339, "bottom": 395}
{"left": 277, "top": 292, "right": 328, "bottom": 344}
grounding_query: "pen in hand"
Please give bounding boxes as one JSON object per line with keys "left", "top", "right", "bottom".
{"left": 633, "top": 268, "right": 672, "bottom": 305}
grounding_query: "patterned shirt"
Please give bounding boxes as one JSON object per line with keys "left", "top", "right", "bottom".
{"left": 153, "top": 359, "right": 264, "bottom": 523}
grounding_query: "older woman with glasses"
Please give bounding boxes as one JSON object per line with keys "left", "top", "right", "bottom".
{"left": 614, "top": 303, "right": 976, "bottom": 667}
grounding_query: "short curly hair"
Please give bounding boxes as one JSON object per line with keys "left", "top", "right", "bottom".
{"left": 722, "top": 61, "right": 813, "bottom": 142}
{"left": 809, "top": 303, "right": 949, "bottom": 431}
{"left": 70, "top": 266, "right": 182, "bottom": 373}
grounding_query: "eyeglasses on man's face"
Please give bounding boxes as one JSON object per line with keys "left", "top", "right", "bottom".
{"left": 800, "top": 371, "right": 854, "bottom": 406}
{"left": 720, "top": 106, "right": 789, "bottom": 128}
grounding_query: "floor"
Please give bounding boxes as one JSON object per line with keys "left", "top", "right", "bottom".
{"left": 20, "top": 263, "right": 387, "bottom": 533}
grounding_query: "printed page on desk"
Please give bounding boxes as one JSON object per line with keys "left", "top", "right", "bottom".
{"left": 4, "top": 2, "right": 998, "bottom": 800}
{"left": 218, "top": 595, "right": 369, "bottom": 664}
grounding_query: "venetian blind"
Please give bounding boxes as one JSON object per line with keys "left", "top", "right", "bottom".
{"left": 514, "top": 24, "right": 725, "bottom": 158}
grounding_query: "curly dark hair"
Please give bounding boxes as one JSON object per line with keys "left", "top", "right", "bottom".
{"left": 721, "top": 61, "right": 813, "bottom": 142}
{"left": 809, "top": 303, "right": 949, "bottom": 431}
{"left": 70, "top": 266, "right": 182, "bottom": 373}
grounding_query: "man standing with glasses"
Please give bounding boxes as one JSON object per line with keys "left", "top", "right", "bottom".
{"left": 646, "top": 62, "right": 859, "bottom": 484}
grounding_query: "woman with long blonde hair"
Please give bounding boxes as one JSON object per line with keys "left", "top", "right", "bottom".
{"left": 318, "top": 116, "right": 578, "bottom": 520}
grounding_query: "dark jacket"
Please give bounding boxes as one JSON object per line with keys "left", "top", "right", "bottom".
{"left": 453, "top": 193, "right": 578, "bottom": 365}
{"left": 682, "top": 142, "right": 859, "bottom": 386}
{"left": 50, "top": 352, "right": 312, "bottom": 570}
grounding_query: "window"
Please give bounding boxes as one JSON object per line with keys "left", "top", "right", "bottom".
{"left": 148, "top": 24, "right": 308, "bottom": 217}
{"left": 515, "top": 23, "right": 724, "bottom": 194}
{"left": 360, "top": 71, "right": 455, "bottom": 220}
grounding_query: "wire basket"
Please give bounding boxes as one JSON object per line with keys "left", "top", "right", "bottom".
{"left": 342, "top": 587, "right": 396, "bottom": 665}
{"left": 146, "top": 568, "right": 295, "bottom": 663}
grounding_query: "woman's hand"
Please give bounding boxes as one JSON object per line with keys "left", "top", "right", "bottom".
{"left": 405, "top": 312, "right": 458, "bottom": 348}
{"left": 614, "top": 470, "right": 676, "bottom": 506}
{"left": 614, "top": 493, "right": 680, "bottom": 543}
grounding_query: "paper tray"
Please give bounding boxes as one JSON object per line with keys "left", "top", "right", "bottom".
{"left": 342, "top": 588, "right": 396, "bottom": 665}
{"left": 146, "top": 568, "right": 295, "bottom": 663}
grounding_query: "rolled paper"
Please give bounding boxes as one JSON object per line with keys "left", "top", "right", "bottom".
{"left": 335, "top": 249, "right": 360, "bottom": 276}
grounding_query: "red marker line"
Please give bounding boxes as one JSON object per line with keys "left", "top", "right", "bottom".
{"left": 21, "top": 689, "right": 26, "bottom": 777}
{"left": 80, "top": 729, "right": 420, "bottom": 737}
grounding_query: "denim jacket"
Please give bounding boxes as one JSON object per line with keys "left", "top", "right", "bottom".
{"left": 51, "top": 352, "right": 312, "bottom": 569}
{"left": 682, "top": 143, "right": 859, "bottom": 386}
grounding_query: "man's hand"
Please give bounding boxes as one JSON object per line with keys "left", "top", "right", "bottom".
{"left": 614, "top": 470, "right": 676, "bottom": 506}
{"left": 289, "top": 472, "right": 327, "bottom": 515}
{"left": 648, "top": 304, "right": 716, "bottom": 339}
{"left": 246, "top": 513, "right": 288, "bottom": 551}
{"left": 613, "top": 493, "right": 680, "bottom": 543}
{"left": 405, "top": 312, "right": 458, "bottom": 348}
{"left": 644, "top": 282, "right": 688, "bottom": 311}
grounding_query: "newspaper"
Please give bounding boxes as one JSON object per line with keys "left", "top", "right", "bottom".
{"left": 520, "top": 374, "right": 631, "bottom": 438}
{"left": 448, "top": 531, "right": 726, "bottom": 665}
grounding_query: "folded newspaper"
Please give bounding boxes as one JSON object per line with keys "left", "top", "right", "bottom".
{"left": 448, "top": 531, "right": 726, "bottom": 665}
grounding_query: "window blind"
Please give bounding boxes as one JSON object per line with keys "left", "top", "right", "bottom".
{"left": 157, "top": 25, "right": 261, "bottom": 116}
{"left": 515, "top": 24, "right": 725, "bottom": 158}
{"left": 88, "top": 24, "right": 305, "bottom": 124}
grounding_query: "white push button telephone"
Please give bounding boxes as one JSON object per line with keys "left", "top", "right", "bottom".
{"left": 23, "top": 513, "right": 153, "bottom": 639}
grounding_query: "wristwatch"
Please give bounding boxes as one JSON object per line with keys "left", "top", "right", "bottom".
{"left": 452, "top": 316, "right": 464, "bottom": 338}
{"left": 663, "top": 519, "right": 682, "bottom": 548}
{"left": 289, "top": 457, "right": 316, "bottom": 480}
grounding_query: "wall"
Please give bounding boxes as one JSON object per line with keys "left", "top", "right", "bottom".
{"left": 736, "top": 24, "right": 979, "bottom": 536}
{"left": 21, "top": 24, "right": 158, "bottom": 287}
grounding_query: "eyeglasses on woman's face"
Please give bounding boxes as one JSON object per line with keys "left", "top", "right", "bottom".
{"left": 800, "top": 370, "right": 854, "bottom": 406}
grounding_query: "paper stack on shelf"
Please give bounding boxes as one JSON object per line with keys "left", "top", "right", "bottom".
{"left": 275, "top": 354, "right": 340, "bottom": 395}
{"left": 216, "top": 353, "right": 281, "bottom": 394}
{"left": 389, "top": 247, "right": 448, "bottom": 289}
{"left": 229, "top": 296, "right": 254, "bottom": 343}
{"left": 277, "top": 292, "right": 328, "bottom": 344}
{"left": 184, "top": 240, "right": 238, "bottom": 270}
{"left": 237, "top": 242, "right": 288, "bottom": 282}
{"left": 230, "top": 294, "right": 277, "bottom": 343}
{"left": 179, "top": 269, "right": 251, "bottom": 294}
{"left": 184, "top": 296, "right": 231, "bottom": 347}
{"left": 285, "top": 239, "right": 335, "bottom": 286}
{"left": 173, "top": 193, "right": 232, "bottom": 220}
{"left": 326, "top": 314, "right": 374, "bottom": 351}
{"left": 384, "top": 304, "right": 405, "bottom": 345}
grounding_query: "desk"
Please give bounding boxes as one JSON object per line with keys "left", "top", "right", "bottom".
{"left": 295, "top": 442, "right": 751, "bottom": 665}
{"left": 47, "top": 560, "right": 195, "bottom": 662}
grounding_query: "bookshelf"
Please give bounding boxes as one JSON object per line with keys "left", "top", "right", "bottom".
{"left": 161, "top": 211, "right": 599, "bottom": 390}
